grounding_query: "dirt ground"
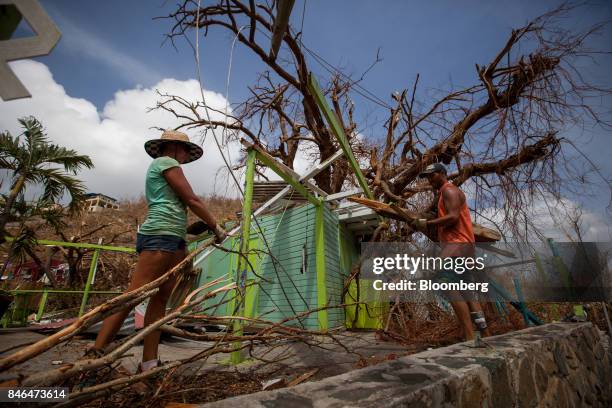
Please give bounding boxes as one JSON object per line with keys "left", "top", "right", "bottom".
{"left": 0, "top": 329, "right": 416, "bottom": 406}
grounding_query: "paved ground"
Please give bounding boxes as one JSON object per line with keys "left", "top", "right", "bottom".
{"left": 0, "top": 329, "right": 415, "bottom": 384}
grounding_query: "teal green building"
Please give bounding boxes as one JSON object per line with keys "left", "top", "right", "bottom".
{"left": 190, "top": 200, "right": 386, "bottom": 331}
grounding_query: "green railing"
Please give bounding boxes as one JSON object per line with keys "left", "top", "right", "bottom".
{"left": 2, "top": 237, "right": 135, "bottom": 326}
{"left": 2, "top": 289, "right": 123, "bottom": 327}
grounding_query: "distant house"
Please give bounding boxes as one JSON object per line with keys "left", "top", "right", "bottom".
{"left": 84, "top": 193, "right": 119, "bottom": 212}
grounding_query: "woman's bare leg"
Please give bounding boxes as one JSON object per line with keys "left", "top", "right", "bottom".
{"left": 93, "top": 250, "right": 174, "bottom": 350}
{"left": 449, "top": 300, "right": 475, "bottom": 341}
{"left": 142, "top": 248, "right": 186, "bottom": 362}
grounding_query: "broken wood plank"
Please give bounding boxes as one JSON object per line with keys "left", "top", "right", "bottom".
{"left": 348, "top": 197, "right": 413, "bottom": 220}
{"left": 287, "top": 368, "right": 319, "bottom": 387}
{"left": 348, "top": 197, "right": 501, "bottom": 242}
{"left": 471, "top": 224, "right": 502, "bottom": 242}
{"left": 308, "top": 74, "right": 374, "bottom": 200}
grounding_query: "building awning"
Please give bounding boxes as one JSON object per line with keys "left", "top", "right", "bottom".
{"left": 335, "top": 201, "right": 378, "bottom": 233}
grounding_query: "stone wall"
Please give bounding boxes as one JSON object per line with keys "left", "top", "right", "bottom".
{"left": 203, "top": 323, "right": 611, "bottom": 407}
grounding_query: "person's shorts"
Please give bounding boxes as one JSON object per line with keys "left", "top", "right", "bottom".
{"left": 433, "top": 267, "right": 478, "bottom": 301}
{"left": 435, "top": 268, "right": 469, "bottom": 284}
{"left": 136, "top": 233, "right": 186, "bottom": 254}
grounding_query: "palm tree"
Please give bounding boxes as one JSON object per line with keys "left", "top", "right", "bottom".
{"left": 0, "top": 116, "right": 94, "bottom": 243}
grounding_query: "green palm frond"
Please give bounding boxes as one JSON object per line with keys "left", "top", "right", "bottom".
{"left": 2, "top": 119, "right": 94, "bottom": 176}
{"left": 1, "top": 117, "right": 95, "bottom": 242}
{"left": 43, "top": 145, "right": 94, "bottom": 173}
{"left": 8, "top": 226, "right": 38, "bottom": 265}
{"left": 40, "top": 175, "right": 66, "bottom": 204}
{"left": 19, "top": 116, "right": 47, "bottom": 155}
{"left": 32, "top": 167, "right": 88, "bottom": 213}
{"left": 0, "top": 131, "right": 21, "bottom": 170}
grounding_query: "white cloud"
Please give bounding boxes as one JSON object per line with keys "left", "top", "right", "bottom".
{"left": 263, "top": 132, "right": 368, "bottom": 186}
{"left": 259, "top": 138, "right": 318, "bottom": 182}
{"left": 0, "top": 60, "right": 241, "bottom": 200}
{"left": 476, "top": 193, "right": 611, "bottom": 242}
{"left": 292, "top": 140, "right": 319, "bottom": 176}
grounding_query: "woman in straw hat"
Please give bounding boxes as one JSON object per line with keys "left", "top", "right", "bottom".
{"left": 90, "top": 130, "right": 227, "bottom": 372}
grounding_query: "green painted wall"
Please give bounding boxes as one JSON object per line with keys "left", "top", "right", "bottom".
{"left": 192, "top": 203, "right": 346, "bottom": 330}
{"left": 255, "top": 204, "right": 318, "bottom": 329}
{"left": 340, "top": 223, "right": 389, "bottom": 329}
{"left": 191, "top": 235, "right": 240, "bottom": 317}
{"left": 191, "top": 203, "right": 390, "bottom": 331}
{"left": 321, "top": 205, "right": 346, "bottom": 328}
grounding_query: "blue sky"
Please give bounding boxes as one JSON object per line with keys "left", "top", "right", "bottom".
{"left": 36, "top": 0, "right": 612, "bottom": 166}
{"left": 27, "top": 1, "right": 610, "bottom": 110}
{"left": 40, "top": 0, "right": 610, "bottom": 160}
{"left": 2, "top": 0, "right": 611, "bottom": 238}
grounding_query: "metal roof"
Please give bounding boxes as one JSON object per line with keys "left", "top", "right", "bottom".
{"left": 252, "top": 181, "right": 313, "bottom": 204}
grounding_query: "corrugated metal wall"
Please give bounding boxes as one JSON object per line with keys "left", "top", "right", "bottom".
{"left": 321, "top": 204, "right": 346, "bottom": 328}
{"left": 256, "top": 203, "right": 318, "bottom": 329}
{"left": 192, "top": 203, "right": 347, "bottom": 330}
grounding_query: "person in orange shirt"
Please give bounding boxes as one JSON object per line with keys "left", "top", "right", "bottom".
{"left": 413, "top": 163, "right": 490, "bottom": 340}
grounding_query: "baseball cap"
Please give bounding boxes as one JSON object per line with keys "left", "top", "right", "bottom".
{"left": 418, "top": 163, "right": 447, "bottom": 177}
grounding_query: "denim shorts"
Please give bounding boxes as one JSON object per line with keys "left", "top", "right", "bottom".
{"left": 136, "top": 233, "right": 186, "bottom": 254}
{"left": 434, "top": 267, "right": 477, "bottom": 301}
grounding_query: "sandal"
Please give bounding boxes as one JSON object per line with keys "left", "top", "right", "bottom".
{"left": 68, "top": 348, "right": 129, "bottom": 391}
{"left": 134, "top": 360, "right": 166, "bottom": 393}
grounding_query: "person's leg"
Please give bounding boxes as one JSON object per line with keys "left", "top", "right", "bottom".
{"left": 435, "top": 268, "right": 475, "bottom": 341}
{"left": 141, "top": 248, "right": 186, "bottom": 363}
{"left": 94, "top": 250, "right": 173, "bottom": 350}
{"left": 467, "top": 301, "right": 491, "bottom": 337}
{"left": 449, "top": 300, "right": 475, "bottom": 340}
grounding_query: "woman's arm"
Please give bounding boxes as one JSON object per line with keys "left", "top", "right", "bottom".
{"left": 163, "top": 166, "right": 227, "bottom": 241}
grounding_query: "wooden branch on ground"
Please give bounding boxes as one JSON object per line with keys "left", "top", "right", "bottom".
{"left": 21, "top": 277, "right": 235, "bottom": 387}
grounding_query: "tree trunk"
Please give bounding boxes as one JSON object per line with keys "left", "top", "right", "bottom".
{"left": 24, "top": 247, "right": 57, "bottom": 287}
{"left": 0, "top": 174, "right": 27, "bottom": 243}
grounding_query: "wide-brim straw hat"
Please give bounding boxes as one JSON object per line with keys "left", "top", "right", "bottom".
{"left": 144, "top": 130, "right": 203, "bottom": 164}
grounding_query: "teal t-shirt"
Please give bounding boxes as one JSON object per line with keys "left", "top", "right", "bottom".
{"left": 138, "top": 156, "right": 187, "bottom": 238}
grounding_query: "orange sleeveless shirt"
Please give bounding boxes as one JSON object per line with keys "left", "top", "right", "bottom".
{"left": 437, "top": 181, "right": 475, "bottom": 243}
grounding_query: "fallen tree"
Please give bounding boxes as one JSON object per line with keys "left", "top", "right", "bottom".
{"left": 158, "top": 1, "right": 611, "bottom": 240}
